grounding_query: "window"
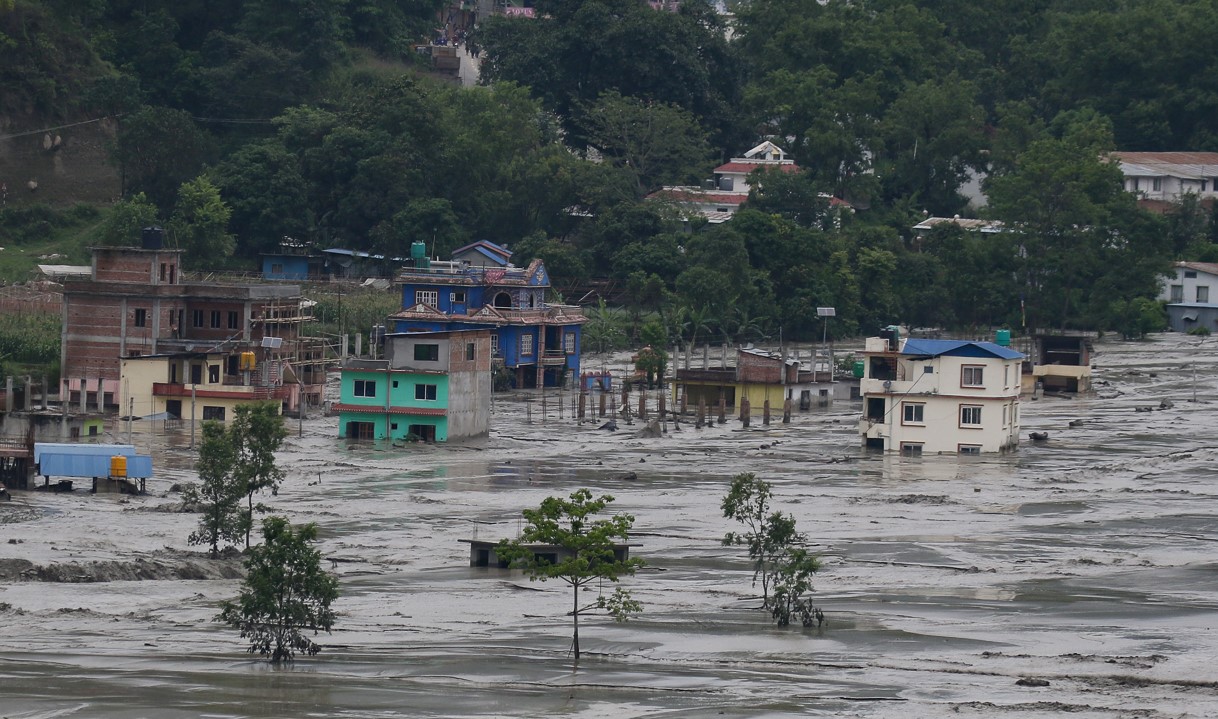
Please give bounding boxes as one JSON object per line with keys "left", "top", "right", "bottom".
{"left": 415, "top": 383, "right": 437, "bottom": 401}
{"left": 520, "top": 334, "right": 534, "bottom": 356}
{"left": 392, "top": 380, "right": 399, "bottom": 388}
{"left": 1198, "top": 286, "right": 1210, "bottom": 303}
{"left": 900, "top": 443, "right": 923, "bottom": 457}
{"left": 202, "top": 406, "right": 226, "bottom": 421}
{"left": 466, "top": 342, "right": 475, "bottom": 361}
{"left": 1004, "top": 366, "right": 1009, "bottom": 388}
{"left": 1185, "top": 270, "right": 1198, "bottom": 279}
{"left": 902, "top": 402, "right": 925, "bottom": 424}
{"left": 960, "top": 405, "right": 983, "bottom": 426}
{"left": 271, "top": 263, "right": 284, "bottom": 274}
{"left": 451, "top": 291, "right": 466, "bottom": 303}
{"left": 210, "top": 310, "right": 221, "bottom": 328}
{"left": 228, "top": 311, "right": 240, "bottom": 330}
{"left": 159, "top": 263, "right": 167, "bottom": 282}
{"left": 1152, "top": 177, "right": 1162, "bottom": 192}
{"left": 1133, "top": 177, "right": 1141, "bottom": 191}
{"left": 923, "top": 365, "right": 934, "bottom": 374}
{"left": 564, "top": 332, "right": 576, "bottom": 354}
{"left": 958, "top": 445, "right": 981, "bottom": 455}
{"left": 192, "top": 309, "right": 204, "bottom": 328}
{"left": 416, "top": 290, "right": 439, "bottom": 307}
{"left": 127, "top": 350, "right": 142, "bottom": 357}
{"left": 208, "top": 365, "right": 220, "bottom": 383}
{"left": 133, "top": 308, "right": 147, "bottom": 327}
{"left": 354, "top": 380, "right": 376, "bottom": 397}
{"left": 414, "top": 343, "right": 440, "bottom": 361}
{"left": 961, "top": 365, "right": 984, "bottom": 387}
{"left": 1171, "top": 284, "right": 1185, "bottom": 303}
{"left": 490, "top": 334, "right": 500, "bottom": 355}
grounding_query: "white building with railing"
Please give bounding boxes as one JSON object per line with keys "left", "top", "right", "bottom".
{"left": 858, "top": 333, "right": 1024, "bottom": 455}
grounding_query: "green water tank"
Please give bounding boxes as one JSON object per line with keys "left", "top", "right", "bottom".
{"left": 995, "top": 329, "right": 1012, "bottom": 347}
{"left": 852, "top": 360, "right": 865, "bottom": 378}
{"left": 410, "top": 241, "right": 430, "bottom": 268}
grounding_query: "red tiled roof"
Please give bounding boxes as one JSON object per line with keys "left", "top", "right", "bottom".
{"left": 1177, "top": 261, "right": 1218, "bottom": 276}
{"left": 714, "top": 161, "right": 801, "bottom": 174}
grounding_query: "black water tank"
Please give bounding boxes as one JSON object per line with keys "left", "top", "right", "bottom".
{"left": 141, "top": 226, "right": 164, "bottom": 249}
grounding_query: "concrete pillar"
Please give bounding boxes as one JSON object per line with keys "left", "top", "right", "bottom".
{"left": 783, "top": 398, "right": 792, "bottom": 424}
{"left": 741, "top": 397, "right": 750, "bottom": 428}
{"left": 599, "top": 392, "right": 606, "bottom": 418}
{"left": 763, "top": 399, "right": 771, "bottom": 425}
{"left": 578, "top": 389, "right": 587, "bottom": 421}
{"left": 697, "top": 398, "right": 706, "bottom": 429}
{"left": 717, "top": 395, "right": 726, "bottom": 424}
{"left": 638, "top": 392, "right": 646, "bottom": 421}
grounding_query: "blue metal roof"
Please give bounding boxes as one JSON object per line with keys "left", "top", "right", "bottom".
{"left": 901, "top": 338, "right": 1024, "bottom": 360}
{"left": 34, "top": 443, "right": 139, "bottom": 462}
{"left": 37, "top": 453, "right": 153, "bottom": 479}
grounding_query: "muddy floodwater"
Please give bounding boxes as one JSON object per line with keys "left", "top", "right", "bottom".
{"left": 3, "top": 334, "right": 1218, "bottom": 718}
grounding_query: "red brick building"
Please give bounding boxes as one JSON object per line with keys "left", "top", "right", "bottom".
{"left": 60, "top": 240, "right": 324, "bottom": 413}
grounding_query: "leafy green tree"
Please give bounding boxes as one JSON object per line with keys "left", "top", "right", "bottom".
{"left": 230, "top": 403, "right": 288, "bottom": 549}
{"left": 97, "top": 193, "right": 159, "bottom": 246}
{"left": 188, "top": 422, "right": 244, "bottom": 558}
{"left": 496, "top": 489, "right": 643, "bottom": 663}
{"left": 722, "top": 472, "right": 815, "bottom": 614}
{"left": 985, "top": 118, "right": 1161, "bottom": 330}
{"left": 633, "top": 345, "right": 666, "bottom": 389}
{"left": 112, "top": 106, "right": 213, "bottom": 209}
{"left": 219, "top": 516, "right": 339, "bottom": 663}
{"left": 582, "top": 299, "right": 628, "bottom": 355}
{"left": 210, "top": 141, "right": 312, "bottom": 257}
{"left": 768, "top": 547, "right": 823, "bottom": 627}
{"left": 578, "top": 91, "right": 713, "bottom": 198}
{"left": 170, "top": 177, "right": 235, "bottom": 268}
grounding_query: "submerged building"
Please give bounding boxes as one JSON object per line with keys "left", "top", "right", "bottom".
{"left": 391, "top": 241, "right": 585, "bottom": 388}
{"left": 858, "top": 331, "right": 1024, "bottom": 454}
{"left": 334, "top": 329, "right": 493, "bottom": 442}
{"left": 60, "top": 234, "right": 325, "bottom": 415}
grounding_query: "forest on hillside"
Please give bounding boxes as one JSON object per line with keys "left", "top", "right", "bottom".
{"left": 3, "top": 0, "right": 1218, "bottom": 342}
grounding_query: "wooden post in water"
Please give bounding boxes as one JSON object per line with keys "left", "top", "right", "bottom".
{"left": 658, "top": 391, "right": 666, "bottom": 419}
{"left": 541, "top": 390, "right": 547, "bottom": 421}
{"left": 578, "top": 389, "right": 587, "bottom": 422}
{"left": 718, "top": 395, "right": 726, "bottom": 424}
{"left": 697, "top": 398, "right": 706, "bottom": 428}
{"left": 599, "top": 392, "right": 606, "bottom": 418}
{"left": 526, "top": 397, "right": 532, "bottom": 423}
{"left": 741, "top": 396, "right": 751, "bottom": 428}
{"left": 763, "top": 399, "right": 771, "bottom": 425}
{"left": 638, "top": 391, "right": 647, "bottom": 421}
{"left": 783, "top": 398, "right": 792, "bottom": 424}
{"left": 680, "top": 386, "right": 688, "bottom": 415}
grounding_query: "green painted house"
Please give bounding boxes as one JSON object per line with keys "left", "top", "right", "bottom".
{"left": 334, "top": 329, "right": 492, "bottom": 442}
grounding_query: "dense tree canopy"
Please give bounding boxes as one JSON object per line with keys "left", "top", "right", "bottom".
{"left": 6, "top": 0, "right": 1214, "bottom": 338}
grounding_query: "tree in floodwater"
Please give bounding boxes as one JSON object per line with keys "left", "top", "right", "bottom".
{"left": 496, "top": 489, "right": 643, "bottom": 663}
{"left": 219, "top": 516, "right": 338, "bottom": 662}
{"left": 187, "top": 421, "right": 244, "bottom": 558}
{"left": 722, "top": 472, "right": 823, "bottom": 626}
{"left": 230, "top": 402, "right": 288, "bottom": 549}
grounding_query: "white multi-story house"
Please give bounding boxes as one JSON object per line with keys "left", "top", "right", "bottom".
{"left": 1159, "top": 261, "right": 1218, "bottom": 305}
{"left": 1110, "top": 152, "right": 1218, "bottom": 210}
{"left": 1158, "top": 261, "right": 1218, "bottom": 332}
{"left": 858, "top": 334, "right": 1024, "bottom": 455}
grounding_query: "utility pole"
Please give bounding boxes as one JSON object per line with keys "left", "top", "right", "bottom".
{"left": 817, "top": 307, "right": 836, "bottom": 384}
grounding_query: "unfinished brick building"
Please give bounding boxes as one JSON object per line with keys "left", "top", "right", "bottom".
{"left": 60, "top": 234, "right": 325, "bottom": 415}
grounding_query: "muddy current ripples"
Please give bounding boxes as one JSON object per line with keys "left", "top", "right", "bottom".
{"left": 3, "top": 334, "right": 1218, "bottom": 718}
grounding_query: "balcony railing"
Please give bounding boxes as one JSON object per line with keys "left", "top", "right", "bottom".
{"left": 153, "top": 383, "right": 292, "bottom": 400}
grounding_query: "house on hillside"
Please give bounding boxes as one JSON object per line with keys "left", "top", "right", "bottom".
{"left": 858, "top": 331, "right": 1023, "bottom": 454}
{"left": 647, "top": 141, "right": 850, "bottom": 224}
{"left": 333, "top": 329, "right": 492, "bottom": 442}
{"left": 61, "top": 231, "right": 326, "bottom": 414}
{"left": 1159, "top": 261, "right": 1218, "bottom": 332}
{"left": 1110, "top": 152, "right": 1218, "bottom": 212}
{"left": 391, "top": 240, "right": 584, "bottom": 388}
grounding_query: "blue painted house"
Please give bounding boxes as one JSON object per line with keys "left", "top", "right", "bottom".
{"left": 390, "top": 241, "right": 585, "bottom": 388}
{"left": 261, "top": 247, "right": 404, "bottom": 281}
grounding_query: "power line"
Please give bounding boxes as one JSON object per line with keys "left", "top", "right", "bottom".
{"left": 0, "top": 116, "right": 114, "bottom": 141}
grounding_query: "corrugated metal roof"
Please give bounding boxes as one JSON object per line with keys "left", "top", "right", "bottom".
{"left": 34, "top": 443, "right": 138, "bottom": 462}
{"left": 901, "top": 338, "right": 1024, "bottom": 360}
{"left": 37, "top": 453, "right": 153, "bottom": 479}
{"left": 1113, "top": 152, "right": 1218, "bottom": 179}
{"left": 1177, "top": 261, "right": 1218, "bottom": 276}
